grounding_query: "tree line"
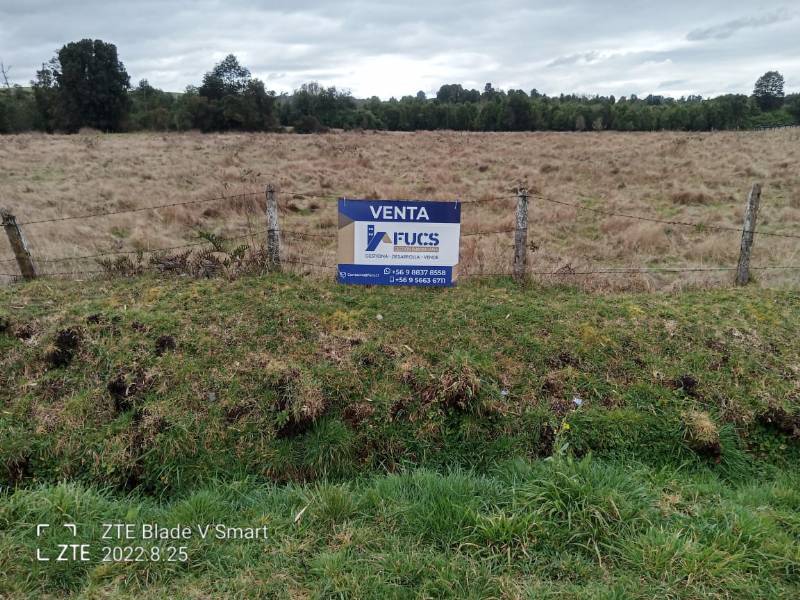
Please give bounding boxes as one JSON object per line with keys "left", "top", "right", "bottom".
{"left": 1, "top": 39, "right": 798, "bottom": 134}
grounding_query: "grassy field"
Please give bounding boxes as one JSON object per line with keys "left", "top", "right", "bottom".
{"left": 1, "top": 130, "right": 800, "bottom": 290}
{"left": 1, "top": 273, "right": 799, "bottom": 597}
{"left": 3, "top": 461, "right": 799, "bottom": 598}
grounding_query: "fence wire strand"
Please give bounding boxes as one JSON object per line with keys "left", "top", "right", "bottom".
{"left": 276, "top": 190, "right": 800, "bottom": 239}
{"left": 282, "top": 230, "right": 331, "bottom": 239}
{"left": 3, "top": 185, "right": 800, "bottom": 285}
{"left": 277, "top": 190, "right": 515, "bottom": 206}
{"left": 284, "top": 258, "right": 337, "bottom": 270}
{"left": 16, "top": 191, "right": 263, "bottom": 226}
{"left": 0, "top": 231, "right": 264, "bottom": 265}
{"left": 535, "top": 195, "right": 800, "bottom": 240}
{"left": 3, "top": 262, "right": 800, "bottom": 297}
{"left": 462, "top": 228, "right": 515, "bottom": 236}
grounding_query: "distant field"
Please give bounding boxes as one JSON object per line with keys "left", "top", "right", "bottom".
{"left": 1, "top": 129, "right": 799, "bottom": 290}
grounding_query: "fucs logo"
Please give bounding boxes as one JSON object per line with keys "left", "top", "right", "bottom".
{"left": 366, "top": 225, "right": 392, "bottom": 251}
{"left": 365, "top": 224, "right": 440, "bottom": 251}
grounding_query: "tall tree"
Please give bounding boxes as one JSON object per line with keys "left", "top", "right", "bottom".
{"left": 436, "top": 84, "right": 478, "bottom": 104}
{"left": 195, "top": 55, "right": 276, "bottom": 131}
{"left": 286, "top": 82, "right": 355, "bottom": 130}
{"left": 504, "top": 90, "right": 532, "bottom": 130}
{"left": 33, "top": 39, "right": 131, "bottom": 132}
{"left": 753, "top": 71, "right": 785, "bottom": 111}
{"left": 129, "top": 79, "right": 175, "bottom": 130}
{"left": 31, "top": 58, "right": 61, "bottom": 131}
{"left": 199, "top": 54, "right": 251, "bottom": 100}
{"left": 786, "top": 94, "right": 800, "bottom": 123}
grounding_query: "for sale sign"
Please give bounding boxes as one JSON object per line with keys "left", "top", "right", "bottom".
{"left": 337, "top": 198, "right": 461, "bottom": 286}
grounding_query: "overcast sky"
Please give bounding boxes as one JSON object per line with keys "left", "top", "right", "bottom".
{"left": 1, "top": 1, "right": 797, "bottom": 99}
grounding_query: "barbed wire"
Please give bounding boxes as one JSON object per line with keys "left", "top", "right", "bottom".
{"left": 278, "top": 190, "right": 337, "bottom": 200}
{"left": 285, "top": 262, "right": 800, "bottom": 276}
{"left": 462, "top": 228, "right": 515, "bottom": 236}
{"left": 3, "top": 236, "right": 799, "bottom": 280}
{"left": 280, "top": 227, "right": 515, "bottom": 239}
{"left": 37, "top": 269, "right": 109, "bottom": 277}
{"left": 2, "top": 185, "right": 799, "bottom": 285}
{"left": 3, "top": 263, "right": 798, "bottom": 307}
{"left": 0, "top": 231, "right": 264, "bottom": 265}
{"left": 534, "top": 195, "right": 800, "bottom": 240}
{"left": 276, "top": 189, "right": 800, "bottom": 239}
{"left": 529, "top": 265, "right": 800, "bottom": 274}
{"left": 0, "top": 225, "right": 519, "bottom": 266}
{"left": 284, "top": 258, "right": 337, "bottom": 270}
{"left": 281, "top": 229, "right": 330, "bottom": 239}
{"left": 276, "top": 190, "right": 515, "bottom": 205}
{"left": 9, "top": 186, "right": 800, "bottom": 241}
{"left": 459, "top": 264, "right": 800, "bottom": 277}
{"left": 460, "top": 195, "right": 517, "bottom": 205}
{"left": 15, "top": 191, "right": 263, "bottom": 226}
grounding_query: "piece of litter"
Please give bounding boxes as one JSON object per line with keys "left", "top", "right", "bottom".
{"left": 572, "top": 396, "right": 583, "bottom": 407}
{"left": 376, "top": 314, "right": 383, "bottom": 321}
{"left": 501, "top": 389, "right": 510, "bottom": 397}
{"left": 294, "top": 504, "right": 309, "bottom": 524}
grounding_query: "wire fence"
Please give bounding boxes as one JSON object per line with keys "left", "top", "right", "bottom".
{"left": 533, "top": 195, "right": 800, "bottom": 240}
{"left": 1, "top": 183, "right": 799, "bottom": 286}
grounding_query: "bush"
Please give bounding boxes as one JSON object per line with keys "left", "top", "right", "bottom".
{"left": 293, "top": 114, "right": 328, "bottom": 134}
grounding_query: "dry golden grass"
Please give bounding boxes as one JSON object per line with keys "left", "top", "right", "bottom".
{"left": 1, "top": 129, "right": 799, "bottom": 291}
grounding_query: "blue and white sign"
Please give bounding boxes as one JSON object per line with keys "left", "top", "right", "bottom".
{"left": 337, "top": 199, "right": 461, "bottom": 286}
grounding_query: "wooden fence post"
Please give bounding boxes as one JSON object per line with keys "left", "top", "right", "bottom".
{"left": 513, "top": 187, "right": 529, "bottom": 282}
{"left": 265, "top": 184, "right": 282, "bottom": 270}
{"left": 735, "top": 183, "right": 762, "bottom": 286}
{"left": 1, "top": 209, "right": 37, "bottom": 280}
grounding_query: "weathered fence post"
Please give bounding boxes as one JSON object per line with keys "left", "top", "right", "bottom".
{"left": 265, "top": 184, "right": 282, "bottom": 270}
{"left": 513, "top": 187, "right": 529, "bottom": 282}
{"left": 735, "top": 183, "right": 762, "bottom": 286}
{"left": 1, "top": 209, "right": 37, "bottom": 280}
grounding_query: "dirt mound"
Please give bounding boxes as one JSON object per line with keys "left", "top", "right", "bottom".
{"left": 45, "top": 328, "right": 82, "bottom": 368}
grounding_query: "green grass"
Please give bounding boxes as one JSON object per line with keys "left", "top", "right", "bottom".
{"left": 1, "top": 273, "right": 799, "bottom": 596}
{"left": 1, "top": 458, "right": 798, "bottom": 598}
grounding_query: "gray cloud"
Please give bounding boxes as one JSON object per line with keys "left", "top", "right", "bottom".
{"left": 0, "top": 1, "right": 798, "bottom": 99}
{"left": 658, "top": 79, "right": 688, "bottom": 89}
{"left": 686, "top": 9, "right": 790, "bottom": 41}
{"left": 547, "top": 51, "right": 601, "bottom": 68}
